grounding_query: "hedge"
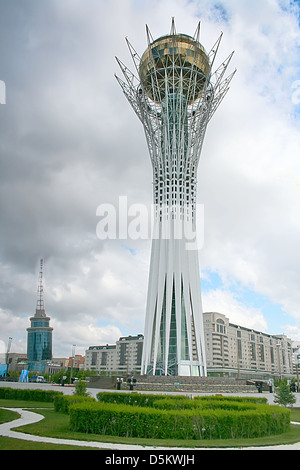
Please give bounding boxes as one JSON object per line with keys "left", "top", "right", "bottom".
{"left": 96, "top": 391, "right": 173, "bottom": 407}
{"left": 194, "top": 395, "right": 268, "bottom": 405}
{"left": 54, "top": 394, "right": 96, "bottom": 414}
{"left": 69, "top": 399, "right": 290, "bottom": 440}
{"left": 96, "top": 392, "right": 267, "bottom": 408}
{"left": 151, "top": 397, "right": 259, "bottom": 411}
{"left": 0, "top": 387, "right": 62, "bottom": 403}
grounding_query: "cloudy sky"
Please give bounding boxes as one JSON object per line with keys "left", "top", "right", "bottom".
{"left": 0, "top": 0, "right": 300, "bottom": 358}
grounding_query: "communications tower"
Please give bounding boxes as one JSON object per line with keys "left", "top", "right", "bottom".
{"left": 116, "top": 20, "right": 235, "bottom": 376}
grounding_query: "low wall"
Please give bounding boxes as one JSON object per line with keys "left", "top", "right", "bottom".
{"left": 87, "top": 374, "right": 258, "bottom": 393}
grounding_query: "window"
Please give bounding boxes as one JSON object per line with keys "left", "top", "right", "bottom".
{"left": 215, "top": 318, "right": 226, "bottom": 334}
{"left": 270, "top": 346, "right": 275, "bottom": 364}
{"left": 250, "top": 342, "right": 256, "bottom": 361}
{"left": 119, "top": 343, "right": 127, "bottom": 365}
{"left": 237, "top": 339, "right": 242, "bottom": 359}
{"left": 259, "top": 344, "right": 265, "bottom": 362}
{"left": 91, "top": 352, "right": 97, "bottom": 366}
{"left": 101, "top": 351, "right": 107, "bottom": 366}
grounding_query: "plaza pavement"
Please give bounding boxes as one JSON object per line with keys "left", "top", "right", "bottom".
{"left": 1, "top": 381, "right": 300, "bottom": 450}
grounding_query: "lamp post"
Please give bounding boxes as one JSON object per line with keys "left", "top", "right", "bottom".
{"left": 70, "top": 344, "right": 76, "bottom": 384}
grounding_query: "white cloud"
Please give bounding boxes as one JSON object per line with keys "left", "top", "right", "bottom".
{"left": 281, "top": 324, "right": 300, "bottom": 342}
{"left": 0, "top": 309, "right": 28, "bottom": 354}
{"left": 0, "top": 340, "right": 6, "bottom": 355}
{"left": 202, "top": 288, "right": 268, "bottom": 332}
{"left": 51, "top": 318, "right": 122, "bottom": 357}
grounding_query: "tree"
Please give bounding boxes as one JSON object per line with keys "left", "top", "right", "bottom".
{"left": 73, "top": 380, "right": 90, "bottom": 397}
{"left": 273, "top": 382, "right": 296, "bottom": 407}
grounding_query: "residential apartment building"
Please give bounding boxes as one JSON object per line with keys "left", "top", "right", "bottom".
{"left": 204, "top": 312, "right": 293, "bottom": 379}
{"left": 85, "top": 344, "right": 117, "bottom": 374}
{"left": 85, "top": 334, "right": 144, "bottom": 375}
{"left": 116, "top": 334, "right": 144, "bottom": 374}
{"left": 292, "top": 341, "right": 300, "bottom": 376}
{"left": 67, "top": 354, "right": 85, "bottom": 370}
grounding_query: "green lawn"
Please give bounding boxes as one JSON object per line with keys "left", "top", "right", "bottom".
{"left": 0, "top": 408, "right": 19, "bottom": 424}
{"left": 0, "top": 399, "right": 55, "bottom": 409}
{"left": 9, "top": 407, "right": 300, "bottom": 449}
{"left": 1, "top": 399, "right": 300, "bottom": 450}
{"left": 0, "top": 405, "right": 99, "bottom": 450}
{"left": 0, "top": 436, "right": 98, "bottom": 450}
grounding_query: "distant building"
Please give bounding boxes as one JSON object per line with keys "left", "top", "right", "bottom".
{"left": 85, "top": 334, "right": 144, "bottom": 375}
{"left": 292, "top": 341, "right": 300, "bottom": 376}
{"left": 203, "top": 312, "right": 293, "bottom": 379}
{"left": 116, "top": 335, "right": 144, "bottom": 375}
{"left": 27, "top": 310, "right": 52, "bottom": 363}
{"left": 7, "top": 353, "right": 28, "bottom": 372}
{"left": 68, "top": 354, "right": 85, "bottom": 370}
{"left": 85, "top": 344, "right": 117, "bottom": 374}
{"left": 45, "top": 357, "right": 69, "bottom": 376}
{"left": 26, "top": 259, "right": 53, "bottom": 373}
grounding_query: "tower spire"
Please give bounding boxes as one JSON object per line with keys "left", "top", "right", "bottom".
{"left": 170, "top": 17, "right": 176, "bottom": 35}
{"left": 36, "top": 258, "right": 45, "bottom": 315}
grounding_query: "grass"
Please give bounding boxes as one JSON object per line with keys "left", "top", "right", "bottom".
{"left": 0, "top": 436, "right": 98, "bottom": 450}
{"left": 290, "top": 407, "right": 300, "bottom": 422}
{"left": 0, "top": 408, "right": 20, "bottom": 424}
{"left": 0, "top": 399, "right": 54, "bottom": 409}
{"left": 1, "top": 398, "right": 300, "bottom": 450}
{"left": 9, "top": 407, "right": 300, "bottom": 449}
{"left": 0, "top": 403, "right": 100, "bottom": 450}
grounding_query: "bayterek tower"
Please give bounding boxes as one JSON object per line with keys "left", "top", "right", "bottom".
{"left": 116, "top": 20, "right": 235, "bottom": 376}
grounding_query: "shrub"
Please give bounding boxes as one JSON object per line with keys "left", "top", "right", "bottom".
{"left": 69, "top": 398, "right": 290, "bottom": 440}
{"left": 194, "top": 395, "right": 268, "bottom": 405}
{"left": 0, "top": 387, "right": 62, "bottom": 403}
{"left": 54, "top": 394, "right": 96, "bottom": 414}
{"left": 274, "top": 383, "right": 297, "bottom": 407}
{"left": 73, "top": 380, "right": 90, "bottom": 397}
{"left": 152, "top": 397, "right": 258, "bottom": 412}
{"left": 96, "top": 391, "right": 179, "bottom": 407}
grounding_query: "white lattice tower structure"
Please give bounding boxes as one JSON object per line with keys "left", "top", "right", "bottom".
{"left": 116, "top": 20, "right": 235, "bottom": 376}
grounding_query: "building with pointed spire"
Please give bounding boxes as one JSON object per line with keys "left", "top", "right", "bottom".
{"left": 27, "top": 259, "right": 53, "bottom": 371}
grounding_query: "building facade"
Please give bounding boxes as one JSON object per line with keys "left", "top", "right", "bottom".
{"left": 27, "top": 312, "right": 52, "bottom": 363}
{"left": 85, "top": 316, "right": 294, "bottom": 380}
{"left": 85, "top": 345, "right": 117, "bottom": 374}
{"left": 116, "top": 21, "right": 235, "bottom": 376}
{"left": 116, "top": 335, "right": 144, "bottom": 374}
{"left": 292, "top": 341, "right": 300, "bottom": 377}
{"left": 85, "top": 335, "right": 143, "bottom": 375}
{"left": 204, "top": 312, "right": 293, "bottom": 379}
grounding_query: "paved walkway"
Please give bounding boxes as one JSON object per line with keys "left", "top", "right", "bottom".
{"left": 1, "top": 406, "right": 300, "bottom": 450}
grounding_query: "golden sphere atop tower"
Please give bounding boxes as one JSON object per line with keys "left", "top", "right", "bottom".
{"left": 139, "top": 33, "right": 211, "bottom": 104}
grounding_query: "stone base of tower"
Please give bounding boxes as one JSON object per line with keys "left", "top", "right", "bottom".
{"left": 134, "top": 375, "right": 258, "bottom": 393}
